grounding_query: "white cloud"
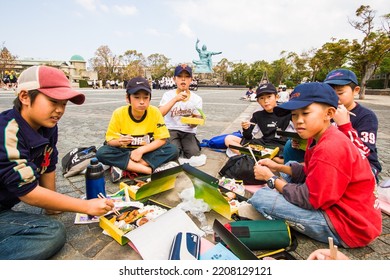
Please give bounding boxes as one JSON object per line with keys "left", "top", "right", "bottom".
{"left": 178, "top": 23, "right": 196, "bottom": 38}
{"left": 113, "top": 30, "right": 132, "bottom": 38}
{"left": 75, "top": 0, "right": 99, "bottom": 12}
{"left": 99, "top": 4, "right": 109, "bottom": 13}
{"left": 113, "top": 5, "right": 138, "bottom": 16}
{"left": 146, "top": 28, "right": 171, "bottom": 37}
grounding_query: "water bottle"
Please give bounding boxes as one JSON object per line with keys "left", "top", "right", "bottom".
{"left": 85, "top": 158, "right": 106, "bottom": 199}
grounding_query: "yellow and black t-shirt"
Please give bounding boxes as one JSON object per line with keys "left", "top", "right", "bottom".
{"left": 105, "top": 105, "right": 169, "bottom": 148}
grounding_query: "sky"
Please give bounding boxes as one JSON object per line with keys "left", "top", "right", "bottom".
{"left": 2, "top": 0, "right": 389, "bottom": 67}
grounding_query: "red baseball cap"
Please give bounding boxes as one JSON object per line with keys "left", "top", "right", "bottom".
{"left": 16, "top": 65, "right": 85, "bottom": 105}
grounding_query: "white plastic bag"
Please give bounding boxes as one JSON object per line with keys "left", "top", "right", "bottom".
{"left": 176, "top": 188, "right": 213, "bottom": 234}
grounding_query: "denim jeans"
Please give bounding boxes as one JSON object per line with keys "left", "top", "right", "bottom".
{"left": 96, "top": 143, "right": 179, "bottom": 171}
{"left": 0, "top": 209, "right": 66, "bottom": 259}
{"left": 248, "top": 187, "right": 343, "bottom": 246}
{"left": 279, "top": 160, "right": 298, "bottom": 183}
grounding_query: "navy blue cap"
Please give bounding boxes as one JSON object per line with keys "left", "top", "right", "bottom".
{"left": 274, "top": 82, "right": 338, "bottom": 116}
{"left": 174, "top": 64, "right": 192, "bottom": 77}
{"left": 255, "top": 83, "right": 277, "bottom": 98}
{"left": 126, "top": 77, "right": 151, "bottom": 95}
{"left": 324, "top": 69, "right": 358, "bottom": 85}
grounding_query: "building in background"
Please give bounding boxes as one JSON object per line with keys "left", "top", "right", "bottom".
{"left": 10, "top": 54, "right": 98, "bottom": 88}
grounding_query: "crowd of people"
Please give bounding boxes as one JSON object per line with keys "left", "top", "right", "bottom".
{"left": 1, "top": 71, "right": 18, "bottom": 90}
{"left": 152, "top": 76, "right": 198, "bottom": 91}
{"left": 0, "top": 64, "right": 383, "bottom": 260}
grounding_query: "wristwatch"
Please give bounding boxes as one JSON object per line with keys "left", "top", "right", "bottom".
{"left": 266, "top": 175, "right": 279, "bottom": 189}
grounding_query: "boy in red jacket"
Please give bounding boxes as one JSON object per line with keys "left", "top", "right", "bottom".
{"left": 249, "top": 82, "right": 381, "bottom": 248}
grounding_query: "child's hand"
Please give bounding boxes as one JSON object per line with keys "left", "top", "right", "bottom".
{"left": 130, "top": 148, "right": 144, "bottom": 162}
{"left": 291, "top": 139, "right": 301, "bottom": 149}
{"left": 307, "top": 249, "right": 349, "bottom": 260}
{"left": 258, "top": 158, "right": 280, "bottom": 172}
{"left": 118, "top": 134, "right": 133, "bottom": 147}
{"left": 241, "top": 121, "right": 251, "bottom": 130}
{"left": 333, "top": 104, "right": 350, "bottom": 126}
{"left": 176, "top": 91, "right": 188, "bottom": 102}
{"left": 86, "top": 198, "right": 115, "bottom": 216}
{"left": 253, "top": 164, "right": 273, "bottom": 181}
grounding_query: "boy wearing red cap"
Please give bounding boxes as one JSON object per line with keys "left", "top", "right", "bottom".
{"left": 249, "top": 82, "right": 381, "bottom": 248}
{"left": 0, "top": 65, "right": 114, "bottom": 259}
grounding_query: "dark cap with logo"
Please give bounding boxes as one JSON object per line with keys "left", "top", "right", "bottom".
{"left": 126, "top": 77, "right": 151, "bottom": 95}
{"left": 324, "top": 69, "right": 358, "bottom": 85}
{"left": 274, "top": 82, "right": 339, "bottom": 117}
{"left": 174, "top": 64, "right": 193, "bottom": 77}
{"left": 255, "top": 83, "right": 277, "bottom": 98}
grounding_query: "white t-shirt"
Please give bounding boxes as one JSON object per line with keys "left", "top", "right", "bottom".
{"left": 159, "top": 89, "right": 203, "bottom": 133}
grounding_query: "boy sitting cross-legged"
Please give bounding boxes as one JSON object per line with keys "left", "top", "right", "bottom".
{"left": 96, "top": 77, "right": 179, "bottom": 182}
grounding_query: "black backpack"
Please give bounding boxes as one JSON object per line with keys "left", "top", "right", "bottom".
{"left": 61, "top": 146, "right": 97, "bottom": 178}
{"left": 219, "top": 154, "right": 266, "bottom": 185}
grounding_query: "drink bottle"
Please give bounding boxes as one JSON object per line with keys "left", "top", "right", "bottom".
{"left": 85, "top": 158, "right": 106, "bottom": 199}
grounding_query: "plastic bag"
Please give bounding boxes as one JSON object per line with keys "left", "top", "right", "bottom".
{"left": 178, "top": 154, "right": 207, "bottom": 167}
{"left": 177, "top": 188, "right": 213, "bottom": 235}
{"left": 199, "top": 130, "right": 242, "bottom": 149}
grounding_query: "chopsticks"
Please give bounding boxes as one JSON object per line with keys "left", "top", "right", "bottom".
{"left": 348, "top": 111, "right": 356, "bottom": 117}
{"left": 247, "top": 146, "right": 259, "bottom": 165}
{"left": 97, "top": 192, "right": 120, "bottom": 216}
{"left": 328, "top": 237, "right": 338, "bottom": 260}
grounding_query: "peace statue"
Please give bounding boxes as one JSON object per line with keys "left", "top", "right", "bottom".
{"left": 192, "top": 38, "right": 222, "bottom": 73}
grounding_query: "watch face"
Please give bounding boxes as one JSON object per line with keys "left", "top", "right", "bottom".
{"left": 267, "top": 179, "right": 274, "bottom": 189}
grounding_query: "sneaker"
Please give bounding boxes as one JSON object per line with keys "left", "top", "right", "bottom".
{"left": 110, "top": 166, "right": 123, "bottom": 182}
{"left": 122, "top": 171, "right": 139, "bottom": 180}
{"left": 154, "top": 161, "right": 179, "bottom": 173}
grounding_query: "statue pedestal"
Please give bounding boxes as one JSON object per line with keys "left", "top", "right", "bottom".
{"left": 194, "top": 64, "right": 213, "bottom": 74}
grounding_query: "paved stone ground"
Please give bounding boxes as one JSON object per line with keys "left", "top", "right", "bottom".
{"left": 0, "top": 88, "right": 389, "bottom": 260}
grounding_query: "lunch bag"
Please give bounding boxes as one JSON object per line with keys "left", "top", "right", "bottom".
{"left": 61, "top": 146, "right": 97, "bottom": 178}
{"left": 219, "top": 154, "right": 265, "bottom": 185}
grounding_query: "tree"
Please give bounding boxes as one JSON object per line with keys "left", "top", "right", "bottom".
{"left": 147, "top": 53, "right": 170, "bottom": 80}
{"left": 284, "top": 51, "right": 312, "bottom": 85}
{"left": 213, "top": 58, "right": 231, "bottom": 84}
{"left": 378, "top": 53, "right": 390, "bottom": 88}
{"left": 247, "top": 60, "right": 271, "bottom": 87}
{"left": 349, "top": 5, "right": 390, "bottom": 99}
{"left": 119, "top": 50, "right": 146, "bottom": 80}
{"left": 227, "top": 62, "right": 250, "bottom": 85}
{"left": 309, "top": 39, "right": 351, "bottom": 81}
{"left": 0, "top": 42, "right": 17, "bottom": 80}
{"left": 89, "top": 45, "right": 120, "bottom": 82}
{"left": 270, "top": 58, "right": 292, "bottom": 86}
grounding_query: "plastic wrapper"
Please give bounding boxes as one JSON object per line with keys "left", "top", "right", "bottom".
{"left": 177, "top": 187, "right": 213, "bottom": 234}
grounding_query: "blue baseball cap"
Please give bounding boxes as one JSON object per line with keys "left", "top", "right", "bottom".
{"left": 274, "top": 82, "right": 339, "bottom": 116}
{"left": 174, "top": 64, "right": 192, "bottom": 77}
{"left": 324, "top": 69, "right": 358, "bottom": 85}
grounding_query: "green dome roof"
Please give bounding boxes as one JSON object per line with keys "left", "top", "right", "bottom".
{"left": 70, "top": 54, "right": 85, "bottom": 62}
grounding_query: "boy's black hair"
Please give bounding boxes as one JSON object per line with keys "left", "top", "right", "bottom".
{"left": 331, "top": 82, "right": 358, "bottom": 91}
{"left": 13, "top": 90, "right": 40, "bottom": 111}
